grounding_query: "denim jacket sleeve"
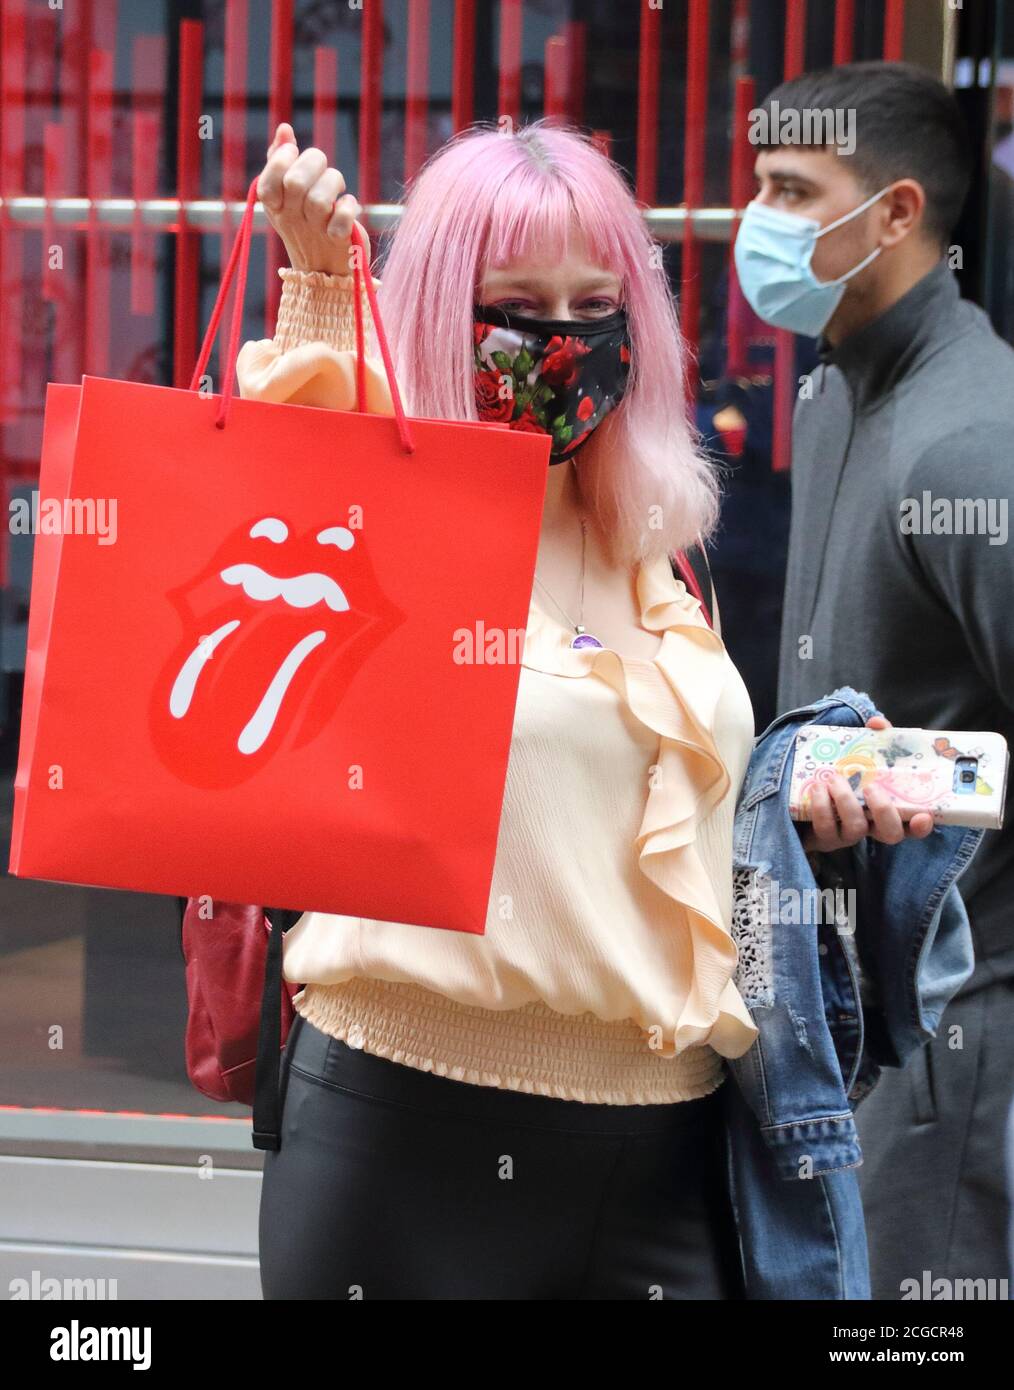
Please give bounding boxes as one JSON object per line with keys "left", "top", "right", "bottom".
{"left": 822, "top": 828, "right": 981, "bottom": 1070}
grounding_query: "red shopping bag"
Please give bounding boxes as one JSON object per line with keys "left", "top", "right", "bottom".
{"left": 9, "top": 175, "right": 551, "bottom": 936}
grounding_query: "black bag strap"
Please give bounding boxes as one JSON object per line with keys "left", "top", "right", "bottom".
{"left": 252, "top": 906, "right": 303, "bottom": 1152}
{"left": 672, "top": 539, "right": 717, "bottom": 630}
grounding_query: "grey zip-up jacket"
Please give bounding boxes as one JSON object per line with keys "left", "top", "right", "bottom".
{"left": 776, "top": 259, "right": 1014, "bottom": 990}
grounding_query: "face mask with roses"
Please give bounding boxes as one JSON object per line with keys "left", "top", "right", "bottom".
{"left": 471, "top": 302, "right": 632, "bottom": 462}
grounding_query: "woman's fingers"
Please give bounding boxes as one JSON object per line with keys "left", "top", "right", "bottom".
{"left": 258, "top": 136, "right": 300, "bottom": 211}
{"left": 266, "top": 121, "right": 296, "bottom": 160}
{"left": 304, "top": 166, "right": 347, "bottom": 233}
{"left": 328, "top": 192, "right": 362, "bottom": 239}
{"left": 280, "top": 146, "right": 330, "bottom": 214}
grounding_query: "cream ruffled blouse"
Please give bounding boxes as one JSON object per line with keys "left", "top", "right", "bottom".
{"left": 236, "top": 267, "right": 760, "bottom": 1104}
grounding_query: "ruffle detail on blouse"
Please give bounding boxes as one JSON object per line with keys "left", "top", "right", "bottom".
{"left": 235, "top": 267, "right": 395, "bottom": 415}
{"left": 522, "top": 552, "right": 759, "bottom": 1062}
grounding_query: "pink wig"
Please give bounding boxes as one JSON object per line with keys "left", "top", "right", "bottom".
{"left": 374, "top": 119, "right": 722, "bottom": 566}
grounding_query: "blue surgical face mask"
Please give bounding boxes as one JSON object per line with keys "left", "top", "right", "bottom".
{"left": 733, "top": 184, "right": 893, "bottom": 336}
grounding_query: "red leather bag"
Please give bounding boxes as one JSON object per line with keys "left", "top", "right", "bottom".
{"left": 179, "top": 898, "right": 302, "bottom": 1107}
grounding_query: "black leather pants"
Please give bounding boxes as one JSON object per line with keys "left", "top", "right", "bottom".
{"left": 259, "top": 1011, "right": 746, "bottom": 1300}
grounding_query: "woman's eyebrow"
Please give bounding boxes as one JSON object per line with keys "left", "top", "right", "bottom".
{"left": 483, "top": 274, "right": 621, "bottom": 294}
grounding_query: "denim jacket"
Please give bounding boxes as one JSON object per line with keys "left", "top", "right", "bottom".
{"left": 721, "top": 686, "right": 984, "bottom": 1299}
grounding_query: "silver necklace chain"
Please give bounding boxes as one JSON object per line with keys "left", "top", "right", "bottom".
{"left": 534, "top": 517, "right": 589, "bottom": 635}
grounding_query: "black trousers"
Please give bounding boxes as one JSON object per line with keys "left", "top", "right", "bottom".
{"left": 258, "top": 1011, "right": 746, "bottom": 1300}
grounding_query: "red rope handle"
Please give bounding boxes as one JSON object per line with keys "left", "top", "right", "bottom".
{"left": 348, "top": 222, "right": 415, "bottom": 454}
{"left": 188, "top": 174, "right": 415, "bottom": 451}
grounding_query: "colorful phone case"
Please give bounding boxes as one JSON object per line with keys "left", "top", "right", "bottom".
{"left": 788, "top": 726, "right": 1009, "bottom": 830}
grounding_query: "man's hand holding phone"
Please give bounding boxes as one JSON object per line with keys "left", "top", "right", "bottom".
{"left": 798, "top": 714, "right": 935, "bottom": 853}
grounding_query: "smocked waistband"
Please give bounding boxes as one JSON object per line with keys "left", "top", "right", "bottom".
{"left": 292, "top": 975, "right": 727, "bottom": 1107}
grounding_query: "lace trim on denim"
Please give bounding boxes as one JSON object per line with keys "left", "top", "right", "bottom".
{"left": 731, "top": 865, "right": 774, "bottom": 1007}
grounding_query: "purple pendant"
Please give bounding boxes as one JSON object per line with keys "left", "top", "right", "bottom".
{"left": 571, "top": 632, "right": 604, "bottom": 650}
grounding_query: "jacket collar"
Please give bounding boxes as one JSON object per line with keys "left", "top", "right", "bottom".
{"left": 815, "top": 258, "right": 958, "bottom": 410}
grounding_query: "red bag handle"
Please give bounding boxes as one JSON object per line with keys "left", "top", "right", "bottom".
{"left": 189, "top": 173, "right": 415, "bottom": 453}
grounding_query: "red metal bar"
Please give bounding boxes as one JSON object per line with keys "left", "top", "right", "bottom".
{"left": 42, "top": 124, "right": 65, "bottom": 307}
{"left": 883, "top": 0, "right": 905, "bottom": 61}
{"left": 0, "top": 0, "right": 28, "bottom": 428}
{"left": 565, "top": 20, "right": 586, "bottom": 127}
{"left": 544, "top": 35, "right": 569, "bottom": 122}
{"left": 222, "top": 0, "right": 248, "bottom": 201}
{"left": 681, "top": 0, "right": 709, "bottom": 393}
{"left": 590, "top": 130, "right": 612, "bottom": 161}
{"left": 635, "top": 0, "right": 661, "bottom": 205}
{"left": 726, "top": 75, "right": 756, "bottom": 378}
{"left": 405, "top": 0, "right": 431, "bottom": 181}
{"left": 498, "top": 0, "right": 522, "bottom": 127}
{"left": 220, "top": 0, "right": 248, "bottom": 391}
{"left": 773, "top": 0, "right": 807, "bottom": 471}
{"left": 451, "top": 0, "right": 476, "bottom": 133}
{"left": 784, "top": 0, "right": 806, "bottom": 78}
{"left": 130, "top": 109, "right": 161, "bottom": 319}
{"left": 60, "top": 0, "right": 94, "bottom": 392}
{"left": 730, "top": 0, "right": 750, "bottom": 82}
{"left": 174, "top": 19, "right": 203, "bottom": 390}
{"left": 131, "top": 35, "right": 165, "bottom": 320}
{"left": 85, "top": 46, "right": 114, "bottom": 381}
{"left": 834, "top": 0, "right": 855, "bottom": 64}
{"left": 313, "top": 47, "right": 339, "bottom": 160}
{"left": 359, "top": 0, "right": 383, "bottom": 212}
{"left": 266, "top": 0, "right": 294, "bottom": 332}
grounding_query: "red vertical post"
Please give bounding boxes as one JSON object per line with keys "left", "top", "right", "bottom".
{"left": 773, "top": 0, "right": 807, "bottom": 472}
{"left": 174, "top": 19, "right": 203, "bottom": 389}
{"left": 405, "top": 0, "right": 431, "bottom": 181}
{"left": 544, "top": 34, "right": 569, "bottom": 122}
{"left": 359, "top": 0, "right": 383, "bottom": 213}
{"left": 42, "top": 124, "right": 66, "bottom": 307}
{"left": 220, "top": 0, "right": 248, "bottom": 390}
{"left": 58, "top": 0, "right": 94, "bottom": 397}
{"left": 726, "top": 75, "right": 756, "bottom": 378}
{"left": 565, "top": 21, "right": 586, "bottom": 127}
{"left": 266, "top": 0, "right": 294, "bottom": 331}
{"left": 883, "top": 0, "right": 905, "bottom": 60}
{"left": 834, "top": 0, "right": 855, "bottom": 64}
{"left": 452, "top": 0, "right": 476, "bottom": 133}
{"left": 681, "top": 0, "right": 709, "bottom": 397}
{"left": 85, "top": 47, "right": 114, "bottom": 381}
{"left": 498, "top": 0, "right": 522, "bottom": 127}
{"left": 313, "top": 48, "right": 339, "bottom": 162}
{"left": 636, "top": 0, "right": 661, "bottom": 205}
{"left": 730, "top": 0, "right": 750, "bottom": 81}
{"left": 131, "top": 35, "right": 165, "bottom": 320}
{"left": 590, "top": 130, "right": 612, "bottom": 160}
{"left": 0, "top": 0, "right": 28, "bottom": 428}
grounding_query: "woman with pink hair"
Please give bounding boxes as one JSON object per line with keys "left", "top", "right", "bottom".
{"left": 239, "top": 118, "right": 920, "bottom": 1300}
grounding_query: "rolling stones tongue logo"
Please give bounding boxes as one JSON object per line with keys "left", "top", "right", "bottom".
{"left": 149, "top": 515, "right": 405, "bottom": 789}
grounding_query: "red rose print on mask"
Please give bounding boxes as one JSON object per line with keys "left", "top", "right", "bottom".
{"left": 149, "top": 515, "right": 406, "bottom": 789}
{"left": 540, "top": 335, "right": 591, "bottom": 389}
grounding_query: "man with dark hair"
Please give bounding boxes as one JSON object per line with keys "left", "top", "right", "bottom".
{"left": 737, "top": 60, "right": 1014, "bottom": 1298}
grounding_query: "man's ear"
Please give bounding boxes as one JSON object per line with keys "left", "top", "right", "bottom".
{"left": 879, "top": 177, "right": 923, "bottom": 248}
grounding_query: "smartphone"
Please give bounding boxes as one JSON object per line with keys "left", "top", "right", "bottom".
{"left": 788, "top": 725, "right": 1009, "bottom": 830}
